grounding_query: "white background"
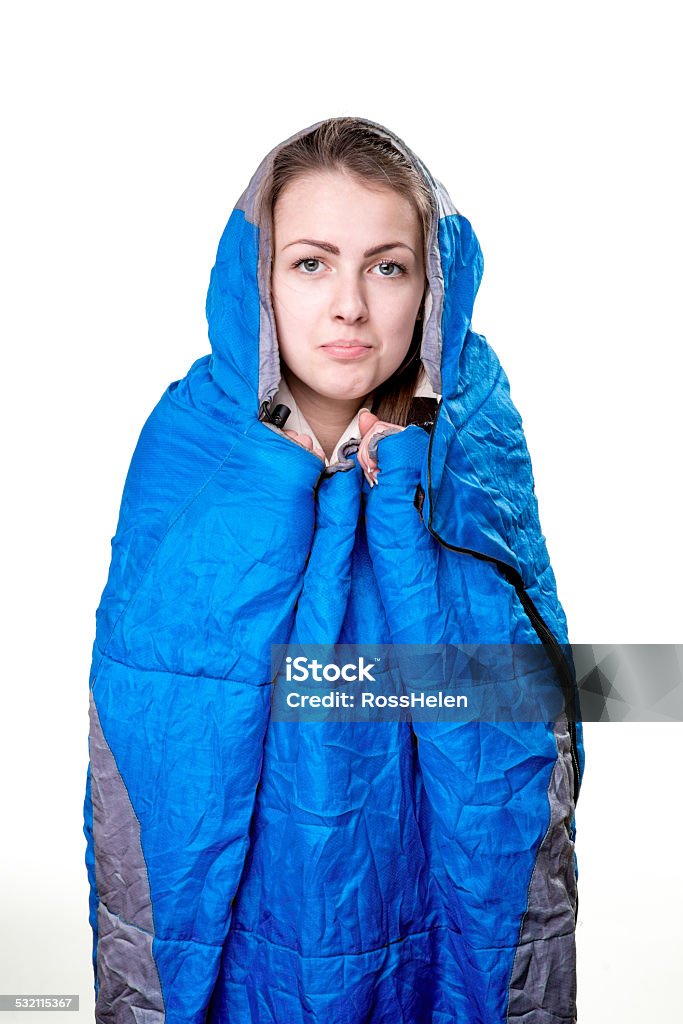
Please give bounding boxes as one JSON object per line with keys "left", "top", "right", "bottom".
{"left": 1, "top": 1, "right": 681, "bottom": 1020}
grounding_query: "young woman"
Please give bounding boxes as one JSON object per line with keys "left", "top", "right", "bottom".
{"left": 84, "top": 117, "right": 584, "bottom": 1024}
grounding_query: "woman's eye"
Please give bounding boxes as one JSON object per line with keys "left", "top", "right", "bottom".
{"left": 292, "top": 257, "right": 407, "bottom": 277}
{"left": 294, "top": 258, "right": 324, "bottom": 274}
{"left": 372, "top": 261, "right": 406, "bottom": 277}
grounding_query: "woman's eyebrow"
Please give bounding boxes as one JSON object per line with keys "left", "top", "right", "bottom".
{"left": 283, "top": 238, "right": 416, "bottom": 258}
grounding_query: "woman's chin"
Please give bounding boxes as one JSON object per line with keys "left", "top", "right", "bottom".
{"left": 305, "top": 370, "right": 376, "bottom": 404}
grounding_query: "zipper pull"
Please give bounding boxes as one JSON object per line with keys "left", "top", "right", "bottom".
{"left": 259, "top": 399, "right": 291, "bottom": 429}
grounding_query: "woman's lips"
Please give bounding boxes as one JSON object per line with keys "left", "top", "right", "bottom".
{"left": 321, "top": 343, "right": 373, "bottom": 360}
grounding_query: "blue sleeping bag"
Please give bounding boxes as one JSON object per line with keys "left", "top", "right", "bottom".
{"left": 83, "top": 118, "right": 584, "bottom": 1023}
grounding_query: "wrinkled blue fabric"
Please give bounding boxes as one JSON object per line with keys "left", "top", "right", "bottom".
{"left": 83, "top": 118, "right": 584, "bottom": 1024}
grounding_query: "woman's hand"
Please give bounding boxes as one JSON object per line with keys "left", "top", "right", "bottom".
{"left": 357, "top": 410, "right": 404, "bottom": 487}
{"left": 281, "top": 412, "right": 405, "bottom": 480}
{"left": 283, "top": 428, "right": 326, "bottom": 463}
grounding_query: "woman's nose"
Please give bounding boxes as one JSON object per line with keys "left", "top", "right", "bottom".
{"left": 331, "top": 274, "right": 368, "bottom": 322}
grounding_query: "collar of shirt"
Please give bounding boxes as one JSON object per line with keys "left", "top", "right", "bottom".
{"left": 271, "top": 373, "right": 442, "bottom": 468}
{"left": 270, "top": 377, "right": 365, "bottom": 467}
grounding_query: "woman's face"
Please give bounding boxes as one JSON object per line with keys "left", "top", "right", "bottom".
{"left": 270, "top": 170, "right": 426, "bottom": 404}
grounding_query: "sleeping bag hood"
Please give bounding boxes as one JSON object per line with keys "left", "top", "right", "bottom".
{"left": 84, "top": 116, "right": 585, "bottom": 1024}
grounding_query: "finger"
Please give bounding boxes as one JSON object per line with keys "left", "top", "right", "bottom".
{"left": 283, "top": 430, "right": 325, "bottom": 465}
{"left": 356, "top": 436, "right": 377, "bottom": 473}
{"left": 357, "top": 420, "right": 405, "bottom": 487}
{"left": 362, "top": 463, "right": 380, "bottom": 487}
{"left": 356, "top": 438, "right": 380, "bottom": 487}
{"left": 283, "top": 429, "right": 315, "bottom": 450}
{"left": 359, "top": 452, "right": 378, "bottom": 478}
{"left": 359, "top": 422, "right": 396, "bottom": 465}
{"left": 359, "top": 410, "right": 379, "bottom": 437}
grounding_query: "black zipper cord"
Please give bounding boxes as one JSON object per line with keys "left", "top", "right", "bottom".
{"left": 416, "top": 494, "right": 582, "bottom": 807}
{"left": 416, "top": 401, "right": 583, "bottom": 807}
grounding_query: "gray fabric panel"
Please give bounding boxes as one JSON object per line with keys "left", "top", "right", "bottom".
{"left": 506, "top": 716, "right": 578, "bottom": 1022}
{"left": 321, "top": 440, "right": 360, "bottom": 475}
{"left": 89, "top": 690, "right": 165, "bottom": 1019}
{"left": 432, "top": 176, "right": 459, "bottom": 218}
{"left": 131, "top": 1008, "right": 166, "bottom": 1024}
{"left": 96, "top": 901, "right": 165, "bottom": 1023}
{"left": 506, "top": 932, "right": 577, "bottom": 1023}
{"left": 88, "top": 690, "right": 155, "bottom": 929}
{"left": 233, "top": 117, "right": 454, "bottom": 407}
{"left": 235, "top": 121, "right": 326, "bottom": 412}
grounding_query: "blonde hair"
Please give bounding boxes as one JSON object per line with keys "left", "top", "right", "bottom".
{"left": 261, "top": 117, "right": 436, "bottom": 426}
